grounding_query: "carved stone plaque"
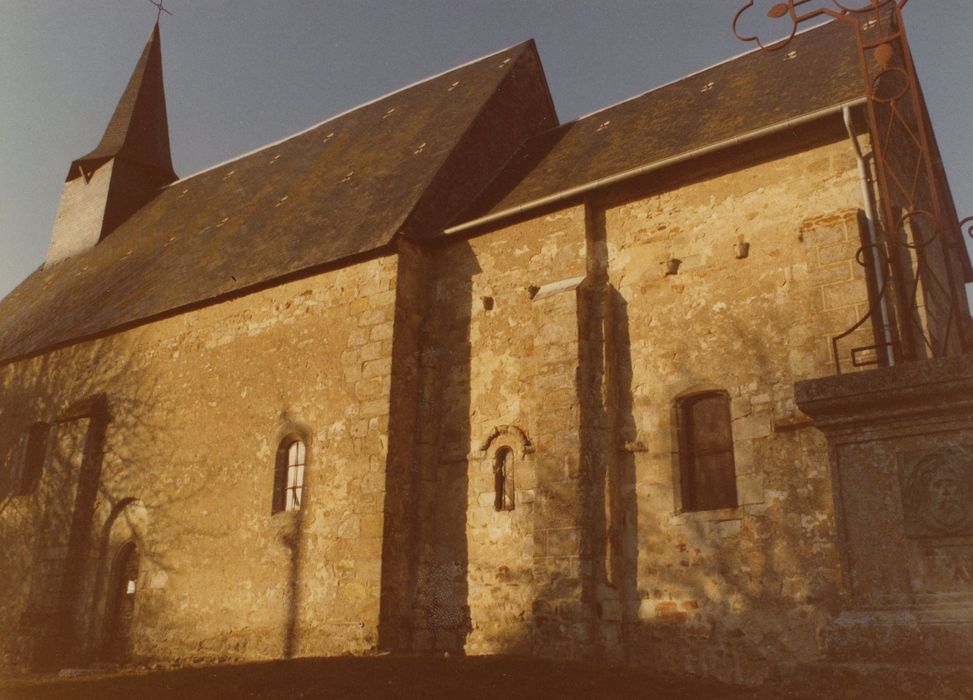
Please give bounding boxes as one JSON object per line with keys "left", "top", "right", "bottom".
{"left": 898, "top": 446, "right": 973, "bottom": 538}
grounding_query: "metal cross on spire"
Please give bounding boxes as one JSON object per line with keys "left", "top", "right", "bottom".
{"left": 147, "top": 0, "right": 173, "bottom": 23}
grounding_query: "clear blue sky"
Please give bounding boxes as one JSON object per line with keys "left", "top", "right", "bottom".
{"left": 1, "top": 1, "right": 971, "bottom": 299}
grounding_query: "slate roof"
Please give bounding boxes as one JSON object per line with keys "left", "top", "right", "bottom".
{"left": 72, "top": 23, "right": 176, "bottom": 182}
{"left": 454, "top": 20, "right": 866, "bottom": 226}
{"left": 0, "top": 38, "right": 555, "bottom": 363}
{"left": 4, "top": 19, "right": 959, "bottom": 364}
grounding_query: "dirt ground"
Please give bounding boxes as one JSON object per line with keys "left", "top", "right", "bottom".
{"left": 4, "top": 655, "right": 967, "bottom": 699}
{"left": 0, "top": 655, "right": 750, "bottom": 700}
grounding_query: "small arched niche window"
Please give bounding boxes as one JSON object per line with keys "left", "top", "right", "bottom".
{"left": 677, "top": 391, "right": 737, "bottom": 512}
{"left": 272, "top": 438, "right": 306, "bottom": 514}
{"left": 494, "top": 446, "right": 515, "bottom": 511}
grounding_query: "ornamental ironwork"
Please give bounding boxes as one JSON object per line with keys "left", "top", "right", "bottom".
{"left": 734, "top": 1, "right": 971, "bottom": 373}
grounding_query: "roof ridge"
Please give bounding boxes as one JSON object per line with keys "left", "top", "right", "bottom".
{"left": 448, "top": 17, "right": 863, "bottom": 231}
{"left": 0, "top": 37, "right": 550, "bottom": 363}
{"left": 397, "top": 42, "right": 547, "bottom": 238}
{"left": 170, "top": 39, "right": 535, "bottom": 186}
{"left": 571, "top": 17, "right": 837, "bottom": 123}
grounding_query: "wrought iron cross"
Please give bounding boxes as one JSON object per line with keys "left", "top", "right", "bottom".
{"left": 732, "top": 0, "right": 910, "bottom": 51}
{"left": 147, "top": 0, "right": 173, "bottom": 23}
{"left": 732, "top": 0, "right": 970, "bottom": 372}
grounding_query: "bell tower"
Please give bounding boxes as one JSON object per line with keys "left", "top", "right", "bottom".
{"left": 46, "top": 22, "right": 176, "bottom": 267}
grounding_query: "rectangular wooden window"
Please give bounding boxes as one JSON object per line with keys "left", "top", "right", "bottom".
{"left": 19, "top": 423, "right": 50, "bottom": 495}
{"left": 1, "top": 424, "right": 49, "bottom": 498}
{"left": 679, "top": 392, "right": 737, "bottom": 512}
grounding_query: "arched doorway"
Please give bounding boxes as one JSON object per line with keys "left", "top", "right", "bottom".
{"left": 102, "top": 541, "right": 139, "bottom": 662}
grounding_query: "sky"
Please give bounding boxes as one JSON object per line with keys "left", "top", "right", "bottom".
{"left": 1, "top": 1, "right": 971, "bottom": 300}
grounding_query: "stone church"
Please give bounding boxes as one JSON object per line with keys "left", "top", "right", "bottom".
{"left": 2, "top": 15, "right": 972, "bottom": 688}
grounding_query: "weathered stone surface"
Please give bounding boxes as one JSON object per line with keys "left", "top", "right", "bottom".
{"left": 797, "top": 353, "right": 973, "bottom": 665}
{"left": 0, "top": 256, "right": 398, "bottom": 669}
{"left": 4, "top": 101, "right": 966, "bottom": 690}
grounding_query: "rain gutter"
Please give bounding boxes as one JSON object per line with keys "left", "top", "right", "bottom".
{"left": 444, "top": 97, "right": 868, "bottom": 236}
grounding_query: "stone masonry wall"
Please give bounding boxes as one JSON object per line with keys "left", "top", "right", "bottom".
{"left": 414, "top": 126, "right": 874, "bottom": 683}
{"left": 0, "top": 254, "right": 399, "bottom": 670}
{"left": 1, "top": 124, "right": 880, "bottom": 686}
{"left": 598, "top": 133, "right": 871, "bottom": 683}
{"left": 413, "top": 207, "right": 590, "bottom": 656}
{"left": 47, "top": 162, "right": 114, "bottom": 266}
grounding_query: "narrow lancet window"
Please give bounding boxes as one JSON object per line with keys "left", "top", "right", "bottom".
{"left": 286, "top": 440, "right": 305, "bottom": 511}
{"left": 494, "top": 447, "right": 515, "bottom": 511}
{"left": 272, "top": 437, "right": 306, "bottom": 514}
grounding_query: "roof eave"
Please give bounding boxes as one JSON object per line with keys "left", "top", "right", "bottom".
{"left": 443, "top": 97, "right": 868, "bottom": 236}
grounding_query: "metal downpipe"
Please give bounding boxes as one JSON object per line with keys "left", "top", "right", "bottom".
{"left": 843, "top": 104, "right": 895, "bottom": 367}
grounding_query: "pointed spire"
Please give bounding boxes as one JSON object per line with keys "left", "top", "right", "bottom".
{"left": 46, "top": 22, "right": 177, "bottom": 266}
{"left": 70, "top": 22, "right": 175, "bottom": 182}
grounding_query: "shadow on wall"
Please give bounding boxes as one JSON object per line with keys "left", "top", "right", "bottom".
{"left": 411, "top": 241, "right": 480, "bottom": 654}
{"left": 441, "top": 278, "right": 644, "bottom": 663}
{"left": 618, "top": 303, "right": 840, "bottom": 684}
{"left": 274, "top": 421, "right": 312, "bottom": 661}
{"left": 0, "top": 205, "right": 845, "bottom": 681}
{"left": 606, "top": 287, "right": 641, "bottom": 664}
{"left": 437, "top": 267, "right": 841, "bottom": 685}
{"left": 0, "top": 337, "right": 237, "bottom": 672}
{"left": 281, "top": 500, "right": 306, "bottom": 660}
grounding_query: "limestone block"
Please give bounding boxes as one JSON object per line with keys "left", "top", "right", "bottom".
{"left": 732, "top": 415, "right": 772, "bottom": 441}
{"left": 545, "top": 528, "right": 581, "bottom": 557}
{"left": 737, "top": 473, "right": 765, "bottom": 506}
{"left": 820, "top": 277, "right": 868, "bottom": 311}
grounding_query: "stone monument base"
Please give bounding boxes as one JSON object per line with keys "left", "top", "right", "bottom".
{"left": 796, "top": 355, "right": 973, "bottom": 669}
{"left": 824, "top": 601, "right": 973, "bottom": 662}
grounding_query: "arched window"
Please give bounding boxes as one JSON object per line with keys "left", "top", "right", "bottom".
{"left": 494, "top": 446, "right": 515, "bottom": 511}
{"left": 103, "top": 541, "right": 139, "bottom": 662}
{"left": 677, "top": 391, "right": 737, "bottom": 512}
{"left": 272, "top": 438, "right": 306, "bottom": 514}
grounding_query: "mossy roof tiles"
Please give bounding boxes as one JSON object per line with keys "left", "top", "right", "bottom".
{"left": 455, "top": 21, "right": 865, "bottom": 224}
{"left": 0, "top": 40, "right": 551, "bottom": 363}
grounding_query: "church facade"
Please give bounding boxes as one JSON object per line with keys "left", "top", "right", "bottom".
{"left": 1, "top": 17, "right": 971, "bottom": 687}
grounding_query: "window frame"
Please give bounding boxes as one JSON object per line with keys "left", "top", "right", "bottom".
{"left": 493, "top": 446, "right": 515, "bottom": 512}
{"left": 3, "top": 422, "right": 51, "bottom": 498}
{"left": 272, "top": 436, "right": 307, "bottom": 515}
{"left": 676, "top": 391, "right": 738, "bottom": 513}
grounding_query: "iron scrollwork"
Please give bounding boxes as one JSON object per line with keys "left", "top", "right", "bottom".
{"left": 734, "top": 1, "right": 970, "bottom": 373}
